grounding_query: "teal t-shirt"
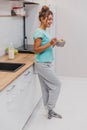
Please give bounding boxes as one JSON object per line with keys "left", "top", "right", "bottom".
{"left": 33, "top": 28, "right": 54, "bottom": 62}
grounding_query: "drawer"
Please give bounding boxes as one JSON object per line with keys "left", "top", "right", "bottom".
{"left": 16, "top": 66, "right": 34, "bottom": 82}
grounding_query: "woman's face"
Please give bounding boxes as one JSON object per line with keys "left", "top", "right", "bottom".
{"left": 41, "top": 14, "right": 53, "bottom": 28}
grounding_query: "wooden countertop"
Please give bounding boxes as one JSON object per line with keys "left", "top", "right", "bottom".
{"left": 0, "top": 53, "right": 35, "bottom": 92}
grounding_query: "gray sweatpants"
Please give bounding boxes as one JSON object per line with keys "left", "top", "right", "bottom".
{"left": 35, "top": 62, "right": 61, "bottom": 110}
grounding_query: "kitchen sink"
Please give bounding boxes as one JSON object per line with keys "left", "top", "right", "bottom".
{"left": 0, "top": 62, "right": 25, "bottom": 72}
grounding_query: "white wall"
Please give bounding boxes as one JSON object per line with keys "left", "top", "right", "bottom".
{"left": 0, "top": 1, "right": 40, "bottom": 56}
{"left": 0, "top": 1, "right": 23, "bottom": 56}
{"left": 26, "top": 4, "right": 40, "bottom": 45}
{"left": 55, "top": 0, "right": 87, "bottom": 77}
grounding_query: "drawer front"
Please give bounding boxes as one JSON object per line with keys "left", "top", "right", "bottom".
{"left": 16, "top": 66, "right": 34, "bottom": 83}
{"left": 0, "top": 65, "right": 40, "bottom": 130}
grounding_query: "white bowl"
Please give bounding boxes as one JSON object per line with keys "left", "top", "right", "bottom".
{"left": 56, "top": 39, "right": 65, "bottom": 47}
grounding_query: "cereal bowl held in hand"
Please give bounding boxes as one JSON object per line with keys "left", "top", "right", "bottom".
{"left": 56, "top": 39, "right": 66, "bottom": 47}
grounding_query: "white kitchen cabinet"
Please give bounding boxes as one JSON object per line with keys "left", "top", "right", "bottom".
{"left": 0, "top": 65, "right": 41, "bottom": 130}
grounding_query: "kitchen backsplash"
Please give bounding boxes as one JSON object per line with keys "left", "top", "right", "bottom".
{"left": 0, "top": 17, "right": 23, "bottom": 55}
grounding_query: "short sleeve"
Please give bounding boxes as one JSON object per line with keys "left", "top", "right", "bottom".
{"left": 33, "top": 29, "right": 44, "bottom": 40}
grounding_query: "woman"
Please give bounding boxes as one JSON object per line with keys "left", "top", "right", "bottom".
{"left": 33, "top": 5, "right": 62, "bottom": 119}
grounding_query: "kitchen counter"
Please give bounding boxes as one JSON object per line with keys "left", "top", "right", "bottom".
{"left": 0, "top": 53, "right": 35, "bottom": 91}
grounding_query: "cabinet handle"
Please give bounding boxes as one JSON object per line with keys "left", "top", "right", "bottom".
{"left": 6, "top": 85, "right": 16, "bottom": 92}
{"left": 24, "top": 71, "right": 31, "bottom": 76}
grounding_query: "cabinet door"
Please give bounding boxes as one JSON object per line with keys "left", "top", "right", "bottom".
{"left": 0, "top": 65, "right": 41, "bottom": 130}
{"left": 0, "top": 66, "right": 34, "bottom": 130}
{"left": 0, "top": 80, "right": 20, "bottom": 130}
{"left": 6, "top": 66, "right": 35, "bottom": 130}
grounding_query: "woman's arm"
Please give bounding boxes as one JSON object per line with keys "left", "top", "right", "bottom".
{"left": 34, "top": 38, "right": 57, "bottom": 54}
{"left": 34, "top": 38, "right": 51, "bottom": 54}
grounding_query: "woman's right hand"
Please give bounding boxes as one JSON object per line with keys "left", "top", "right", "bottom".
{"left": 50, "top": 38, "right": 57, "bottom": 46}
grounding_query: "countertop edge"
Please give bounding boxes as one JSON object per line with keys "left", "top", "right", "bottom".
{"left": 0, "top": 53, "right": 35, "bottom": 92}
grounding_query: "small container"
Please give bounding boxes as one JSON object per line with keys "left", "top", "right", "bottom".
{"left": 8, "top": 43, "right": 14, "bottom": 59}
{"left": 12, "top": 7, "right": 25, "bottom": 15}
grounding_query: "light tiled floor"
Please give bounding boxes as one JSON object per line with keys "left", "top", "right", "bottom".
{"left": 24, "top": 77, "right": 87, "bottom": 130}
